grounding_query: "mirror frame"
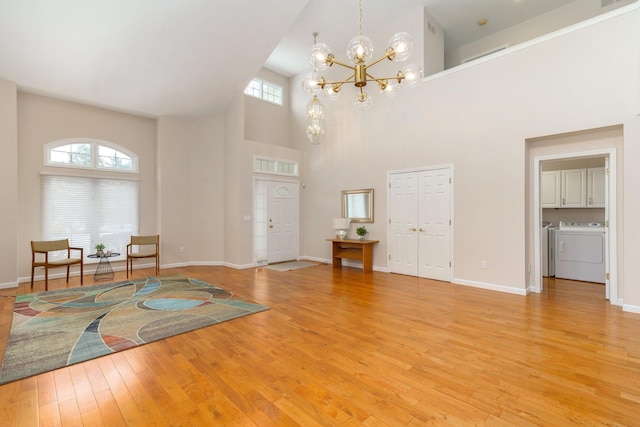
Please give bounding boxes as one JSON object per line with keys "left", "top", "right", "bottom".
{"left": 341, "top": 189, "right": 374, "bottom": 223}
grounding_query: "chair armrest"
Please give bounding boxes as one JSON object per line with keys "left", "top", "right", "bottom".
{"left": 127, "top": 243, "right": 132, "bottom": 254}
{"left": 69, "top": 247, "right": 84, "bottom": 257}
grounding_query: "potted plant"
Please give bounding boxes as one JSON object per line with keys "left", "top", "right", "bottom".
{"left": 95, "top": 243, "right": 105, "bottom": 256}
{"left": 356, "top": 226, "right": 368, "bottom": 241}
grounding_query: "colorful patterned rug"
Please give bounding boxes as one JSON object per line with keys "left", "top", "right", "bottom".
{"left": 0, "top": 274, "right": 268, "bottom": 385}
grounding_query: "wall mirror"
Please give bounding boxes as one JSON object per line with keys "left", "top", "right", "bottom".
{"left": 342, "top": 189, "right": 374, "bottom": 223}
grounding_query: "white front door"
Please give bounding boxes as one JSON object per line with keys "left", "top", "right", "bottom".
{"left": 267, "top": 181, "right": 299, "bottom": 263}
{"left": 389, "top": 167, "right": 452, "bottom": 281}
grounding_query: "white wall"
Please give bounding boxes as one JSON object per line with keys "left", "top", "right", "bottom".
{"left": 446, "top": 0, "right": 637, "bottom": 68}
{"left": 291, "top": 6, "right": 640, "bottom": 299}
{"left": 0, "top": 79, "right": 18, "bottom": 288}
{"left": 244, "top": 68, "right": 291, "bottom": 148}
{"left": 16, "top": 93, "right": 157, "bottom": 281}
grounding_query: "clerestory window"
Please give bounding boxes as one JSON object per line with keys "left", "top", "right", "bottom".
{"left": 45, "top": 139, "right": 137, "bottom": 172}
{"left": 244, "top": 78, "right": 284, "bottom": 106}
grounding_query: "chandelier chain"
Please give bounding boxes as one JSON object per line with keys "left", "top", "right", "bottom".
{"left": 358, "top": 0, "right": 363, "bottom": 36}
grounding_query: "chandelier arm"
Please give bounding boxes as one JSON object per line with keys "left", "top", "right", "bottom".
{"left": 366, "top": 73, "right": 405, "bottom": 83}
{"left": 327, "top": 59, "right": 357, "bottom": 72}
{"left": 319, "top": 75, "right": 356, "bottom": 86}
{"left": 365, "top": 52, "right": 394, "bottom": 70}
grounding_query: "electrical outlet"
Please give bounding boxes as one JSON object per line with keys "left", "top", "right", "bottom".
{"left": 481, "top": 260, "right": 487, "bottom": 269}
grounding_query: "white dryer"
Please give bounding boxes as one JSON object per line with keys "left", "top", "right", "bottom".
{"left": 555, "top": 222, "right": 605, "bottom": 283}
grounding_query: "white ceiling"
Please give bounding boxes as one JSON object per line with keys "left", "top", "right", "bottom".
{"left": 0, "top": 0, "right": 578, "bottom": 119}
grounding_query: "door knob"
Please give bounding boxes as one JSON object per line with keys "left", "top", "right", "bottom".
{"left": 419, "top": 228, "right": 424, "bottom": 232}
{"left": 409, "top": 228, "right": 417, "bottom": 232}
{"left": 269, "top": 225, "right": 273, "bottom": 228}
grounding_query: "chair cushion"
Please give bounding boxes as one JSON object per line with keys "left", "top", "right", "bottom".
{"left": 128, "top": 252, "right": 156, "bottom": 258}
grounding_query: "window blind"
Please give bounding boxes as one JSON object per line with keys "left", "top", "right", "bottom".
{"left": 41, "top": 175, "right": 138, "bottom": 260}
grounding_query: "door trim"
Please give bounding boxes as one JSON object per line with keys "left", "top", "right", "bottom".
{"left": 253, "top": 177, "right": 300, "bottom": 266}
{"left": 532, "top": 148, "right": 617, "bottom": 304}
{"left": 387, "top": 164, "right": 454, "bottom": 281}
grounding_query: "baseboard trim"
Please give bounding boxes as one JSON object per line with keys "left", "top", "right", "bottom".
{"left": 622, "top": 303, "right": 640, "bottom": 314}
{"left": 453, "top": 278, "right": 527, "bottom": 296}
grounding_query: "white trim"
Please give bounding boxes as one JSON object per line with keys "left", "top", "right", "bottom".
{"left": 224, "top": 262, "right": 257, "bottom": 270}
{"left": 454, "top": 278, "right": 527, "bottom": 296}
{"left": 622, "top": 304, "right": 640, "bottom": 314}
{"left": 533, "top": 148, "right": 618, "bottom": 305}
{"left": 39, "top": 170, "right": 139, "bottom": 181}
{"left": 462, "top": 45, "right": 508, "bottom": 64}
{"left": 0, "top": 282, "right": 18, "bottom": 289}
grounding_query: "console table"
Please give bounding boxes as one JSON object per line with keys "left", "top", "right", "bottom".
{"left": 327, "top": 239, "right": 379, "bottom": 273}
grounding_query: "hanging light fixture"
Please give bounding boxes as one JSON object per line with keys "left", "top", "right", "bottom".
{"left": 303, "top": 0, "right": 422, "bottom": 110}
{"left": 306, "top": 94, "right": 325, "bottom": 144}
{"left": 304, "top": 32, "right": 325, "bottom": 144}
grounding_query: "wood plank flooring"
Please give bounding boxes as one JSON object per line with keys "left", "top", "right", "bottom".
{"left": 0, "top": 265, "right": 639, "bottom": 425}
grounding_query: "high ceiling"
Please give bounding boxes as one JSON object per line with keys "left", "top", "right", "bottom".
{"left": 0, "top": 0, "right": 584, "bottom": 119}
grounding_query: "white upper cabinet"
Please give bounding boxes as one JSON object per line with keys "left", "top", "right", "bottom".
{"left": 542, "top": 168, "right": 605, "bottom": 209}
{"left": 587, "top": 167, "right": 606, "bottom": 208}
{"left": 541, "top": 171, "right": 561, "bottom": 208}
{"left": 561, "top": 169, "right": 587, "bottom": 207}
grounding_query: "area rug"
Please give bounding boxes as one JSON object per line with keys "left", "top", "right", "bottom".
{"left": 265, "top": 260, "right": 319, "bottom": 272}
{"left": 0, "top": 274, "right": 268, "bottom": 385}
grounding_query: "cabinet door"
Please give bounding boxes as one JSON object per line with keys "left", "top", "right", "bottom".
{"left": 561, "top": 169, "right": 586, "bottom": 207}
{"left": 541, "top": 171, "right": 561, "bottom": 208}
{"left": 587, "top": 167, "right": 605, "bottom": 208}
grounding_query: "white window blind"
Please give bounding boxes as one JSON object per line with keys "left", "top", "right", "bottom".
{"left": 41, "top": 175, "right": 138, "bottom": 260}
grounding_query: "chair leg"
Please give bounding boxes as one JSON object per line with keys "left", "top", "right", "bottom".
{"left": 80, "top": 262, "right": 83, "bottom": 285}
{"left": 31, "top": 267, "right": 35, "bottom": 289}
{"left": 126, "top": 258, "right": 129, "bottom": 278}
{"left": 44, "top": 267, "right": 48, "bottom": 291}
{"left": 66, "top": 265, "right": 70, "bottom": 283}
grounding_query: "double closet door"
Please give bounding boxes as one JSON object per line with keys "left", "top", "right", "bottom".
{"left": 389, "top": 168, "right": 452, "bottom": 281}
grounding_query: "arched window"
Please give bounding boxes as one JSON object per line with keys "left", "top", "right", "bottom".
{"left": 44, "top": 138, "right": 138, "bottom": 172}
{"left": 41, "top": 139, "right": 139, "bottom": 261}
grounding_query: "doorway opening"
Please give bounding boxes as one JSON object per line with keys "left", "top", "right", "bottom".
{"left": 532, "top": 147, "right": 617, "bottom": 304}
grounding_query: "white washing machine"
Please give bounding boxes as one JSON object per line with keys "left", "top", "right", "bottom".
{"left": 555, "top": 221, "right": 605, "bottom": 283}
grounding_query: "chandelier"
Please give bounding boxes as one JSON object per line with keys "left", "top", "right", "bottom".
{"left": 303, "top": 0, "right": 422, "bottom": 110}
{"left": 306, "top": 94, "right": 325, "bottom": 145}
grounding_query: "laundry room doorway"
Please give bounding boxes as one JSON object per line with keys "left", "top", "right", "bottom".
{"left": 531, "top": 140, "right": 618, "bottom": 304}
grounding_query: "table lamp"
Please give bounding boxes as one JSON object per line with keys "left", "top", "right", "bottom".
{"left": 333, "top": 217, "right": 351, "bottom": 240}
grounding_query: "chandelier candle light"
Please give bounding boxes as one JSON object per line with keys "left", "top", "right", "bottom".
{"left": 303, "top": 0, "right": 422, "bottom": 111}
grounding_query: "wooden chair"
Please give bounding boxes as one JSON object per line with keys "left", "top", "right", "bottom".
{"left": 127, "top": 235, "right": 160, "bottom": 278}
{"left": 31, "top": 239, "right": 83, "bottom": 291}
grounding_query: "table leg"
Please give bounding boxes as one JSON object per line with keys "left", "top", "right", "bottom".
{"left": 94, "top": 256, "right": 115, "bottom": 281}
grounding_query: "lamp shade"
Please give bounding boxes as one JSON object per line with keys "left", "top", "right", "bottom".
{"left": 332, "top": 217, "right": 351, "bottom": 229}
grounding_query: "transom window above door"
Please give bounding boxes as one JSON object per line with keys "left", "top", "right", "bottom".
{"left": 44, "top": 138, "right": 138, "bottom": 172}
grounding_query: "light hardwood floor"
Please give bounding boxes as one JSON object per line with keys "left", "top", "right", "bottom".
{"left": 0, "top": 264, "right": 639, "bottom": 426}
